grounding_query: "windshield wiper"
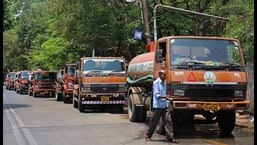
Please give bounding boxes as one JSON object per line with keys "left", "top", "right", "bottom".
{"left": 219, "top": 62, "right": 242, "bottom": 67}
{"left": 218, "top": 62, "right": 244, "bottom": 71}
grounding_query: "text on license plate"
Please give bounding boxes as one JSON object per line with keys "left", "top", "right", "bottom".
{"left": 203, "top": 103, "right": 220, "bottom": 111}
{"left": 101, "top": 96, "right": 109, "bottom": 102}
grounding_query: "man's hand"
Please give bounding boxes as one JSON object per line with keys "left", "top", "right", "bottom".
{"left": 166, "top": 96, "right": 173, "bottom": 101}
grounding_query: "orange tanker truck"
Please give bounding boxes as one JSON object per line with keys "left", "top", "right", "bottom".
{"left": 55, "top": 63, "right": 76, "bottom": 103}
{"left": 28, "top": 69, "right": 57, "bottom": 97}
{"left": 73, "top": 57, "right": 128, "bottom": 113}
{"left": 14, "top": 70, "right": 30, "bottom": 94}
{"left": 126, "top": 36, "right": 250, "bottom": 134}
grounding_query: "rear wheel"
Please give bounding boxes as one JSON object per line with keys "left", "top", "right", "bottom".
{"left": 127, "top": 93, "right": 146, "bottom": 122}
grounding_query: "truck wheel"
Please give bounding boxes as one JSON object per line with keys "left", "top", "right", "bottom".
{"left": 117, "top": 105, "right": 124, "bottom": 113}
{"left": 217, "top": 110, "right": 235, "bottom": 134}
{"left": 28, "top": 90, "right": 32, "bottom": 96}
{"left": 127, "top": 94, "right": 146, "bottom": 122}
{"left": 73, "top": 95, "right": 78, "bottom": 108}
{"left": 33, "top": 91, "right": 37, "bottom": 97}
{"left": 62, "top": 91, "right": 69, "bottom": 104}
{"left": 19, "top": 89, "right": 23, "bottom": 94}
{"left": 55, "top": 92, "right": 62, "bottom": 101}
{"left": 16, "top": 89, "right": 19, "bottom": 93}
{"left": 78, "top": 95, "right": 85, "bottom": 112}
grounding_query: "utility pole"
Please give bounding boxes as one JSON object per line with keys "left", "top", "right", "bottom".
{"left": 125, "top": 0, "right": 151, "bottom": 44}
{"left": 140, "top": 0, "right": 151, "bottom": 44}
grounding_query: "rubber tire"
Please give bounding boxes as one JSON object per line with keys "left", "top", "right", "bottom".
{"left": 33, "top": 91, "right": 37, "bottom": 97}
{"left": 127, "top": 94, "right": 147, "bottom": 122}
{"left": 28, "top": 90, "right": 32, "bottom": 96}
{"left": 217, "top": 110, "right": 235, "bottom": 134}
{"left": 62, "top": 91, "right": 69, "bottom": 104}
{"left": 55, "top": 92, "right": 62, "bottom": 101}
{"left": 19, "top": 89, "right": 23, "bottom": 94}
{"left": 78, "top": 95, "right": 85, "bottom": 112}
{"left": 73, "top": 95, "right": 78, "bottom": 108}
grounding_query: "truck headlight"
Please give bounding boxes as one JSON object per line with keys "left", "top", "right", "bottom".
{"left": 234, "top": 90, "right": 243, "bottom": 97}
{"left": 173, "top": 90, "right": 185, "bottom": 96}
{"left": 68, "top": 83, "right": 74, "bottom": 88}
{"left": 82, "top": 87, "right": 90, "bottom": 92}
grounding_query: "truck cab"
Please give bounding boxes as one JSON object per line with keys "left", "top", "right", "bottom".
{"left": 15, "top": 70, "right": 30, "bottom": 94}
{"left": 73, "top": 57, "right": 128, "bottom": 113}
{"left": 28, "top": 69, "right": 57, "bottom": 97}
{"left": 55, "top": 63, "right": 76, "bottom": 103}
{"left": 5, "top": 71, "right": 16, "bottom": 90}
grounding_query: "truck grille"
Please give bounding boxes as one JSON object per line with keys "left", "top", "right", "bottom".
{"left": 91, "top": 84, "right": 119, "bottom": 92}
{"left": 186, "top": 89, "right": 233, "bottom": 98}
{"left": 37, "top": 82, "right": 55, "bottom": 88}
{"left": 171, "top": 84, "right": 246, "bottom": 99}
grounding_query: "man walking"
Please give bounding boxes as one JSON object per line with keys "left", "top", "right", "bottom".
{"left": 144, "top": 70, "right": 178, "bottom": 143}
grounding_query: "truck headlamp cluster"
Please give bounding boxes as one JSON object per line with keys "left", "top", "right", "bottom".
{"left": 68, "top": 83, "right": 74, "bottom": 88}
{"left": 173, "top": 90, "right": 185, "bottom": 96}
{"left": 113, "top": 93, "right": 119, "bottom": 97}
{"left": 82, "top": 87, "right": 90, "bottom": 92}
{"left": 234, "top": 90, "right": 243, "bottom": 97}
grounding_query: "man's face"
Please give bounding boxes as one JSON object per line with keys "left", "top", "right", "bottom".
{"left": 160, "top": 73, "right": 166, "bottom": 81}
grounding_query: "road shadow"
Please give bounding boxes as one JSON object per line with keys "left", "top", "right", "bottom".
{"left": 3, "top": 103, "right": 31, "bottom": 110}
{"left": 144, "top": 115, "right": 236, "bottom": 140}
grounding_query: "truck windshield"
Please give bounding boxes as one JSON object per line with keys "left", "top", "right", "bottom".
{"left": 35, "top": 72, "right": 56, "bottom": 80}
{"left": 170, "top": 38, "right": 244, "bottom": 70}
{"left": 21, "top": 72, "right": 29, "bottom": 79}
{"left": 83, "top": 59, "right": 125, "bottom": 72}
{"left": 67, "top": 65, "right": 76, "bottom": 75}
{"left": 9, "top": 73, "right": 15, "bottom": 78}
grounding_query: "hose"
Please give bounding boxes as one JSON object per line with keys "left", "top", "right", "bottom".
{"left": 127, "top": 75, "right": 153, "bottom": 85}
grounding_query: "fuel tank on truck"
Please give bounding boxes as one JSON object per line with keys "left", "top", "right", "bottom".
{"left": 127, "top": 52, "right": 155, "bottom": 82}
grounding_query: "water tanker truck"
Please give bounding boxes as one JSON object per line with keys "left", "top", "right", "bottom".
{"left": 126, "top": 36, "right": 250, "bottom": 134}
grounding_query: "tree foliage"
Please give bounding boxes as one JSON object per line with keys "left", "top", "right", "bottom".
{"left": 3, "top": 0, "right": 254, "bottom": 73}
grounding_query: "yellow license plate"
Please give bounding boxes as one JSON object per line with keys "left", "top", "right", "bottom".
{"left": 101, "top": 96, "right": 109, "bottom": 103}
{"left": 44, "top": 91, "right": 48, "bottom": 94}
{"left": 203, "top": 103, "right": 220, "bottom": 111}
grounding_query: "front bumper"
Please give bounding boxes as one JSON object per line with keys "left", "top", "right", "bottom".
{"left": 172, "top": 100, "right": 250, "bottom": 111}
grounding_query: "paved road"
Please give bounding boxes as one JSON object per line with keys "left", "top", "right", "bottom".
{"left": 3, "top": 88, "right": 254, "bottom": 145}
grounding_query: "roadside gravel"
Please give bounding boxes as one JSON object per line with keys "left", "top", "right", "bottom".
{"left": 236, "top": 111, "right": 254, "bottom": 132}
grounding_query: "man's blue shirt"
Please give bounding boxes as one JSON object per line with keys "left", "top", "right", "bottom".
{"left": 152, "top": 77, "right": 168, "bottom": 108}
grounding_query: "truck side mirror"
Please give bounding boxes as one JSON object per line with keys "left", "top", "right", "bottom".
{"left": 76, "top": 62, "right": 80, "bottom": 70}
{"left": 243, "top": 54, "right": 247, "bottom": 66}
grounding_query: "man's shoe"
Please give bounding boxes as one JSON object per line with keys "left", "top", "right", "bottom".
{"left": 144, "top": 133, "right": 152, "bottom": 141}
